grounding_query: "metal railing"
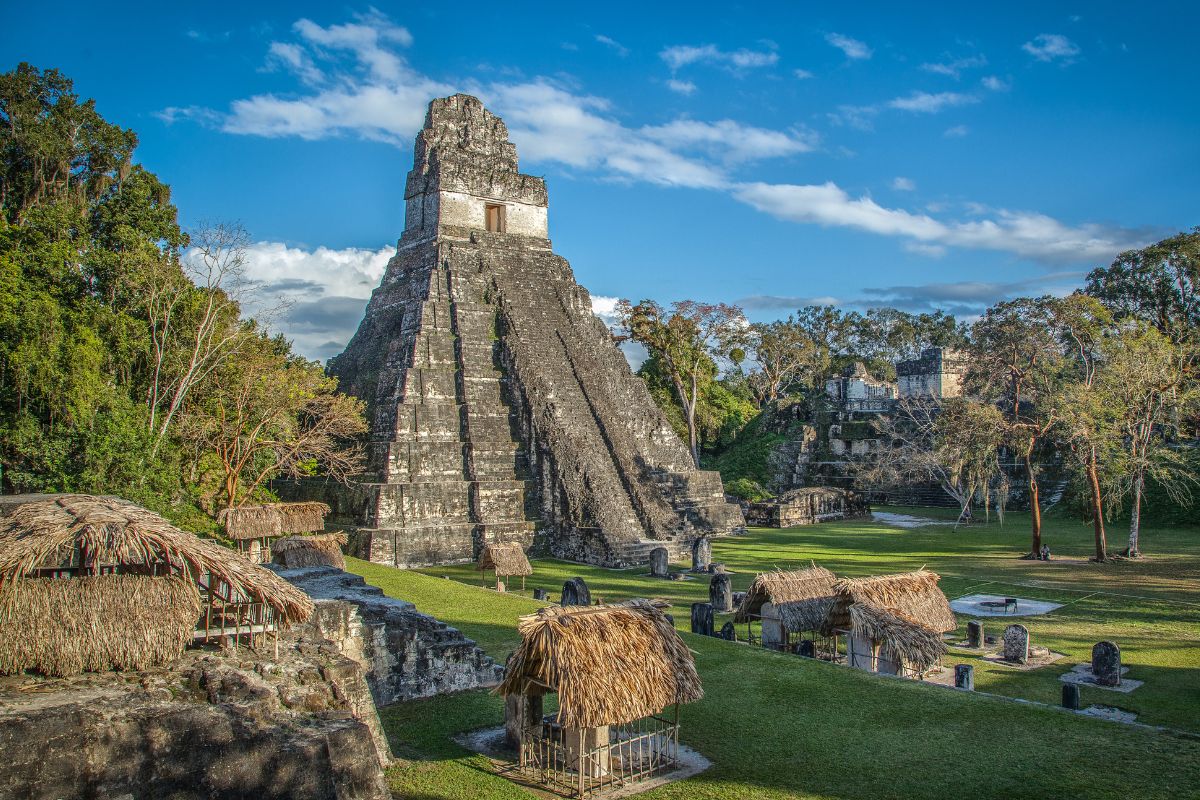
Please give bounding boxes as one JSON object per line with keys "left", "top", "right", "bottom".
{"left": 519, "top": 711, "right": 680, "bottom": 797}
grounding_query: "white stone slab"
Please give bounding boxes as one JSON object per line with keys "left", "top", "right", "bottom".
{"left": 1060, "top": 663, "right": 1143, "bottom": 693}
{"left": 950, "top": 593, "right": 1063, "bottom": 617}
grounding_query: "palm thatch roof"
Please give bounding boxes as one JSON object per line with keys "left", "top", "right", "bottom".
{"left": 476, "top": 541, "right": 532, "bottom": 577}
{"left": 0, "top": 495, "right": 313, "bottom": 625}
{"left": 822, "top": 569, "right": 956, "bottom": 636}
{"left": 0, "top": 575, "right": 200, "bottom": 676}
{"left": 848, "top": 603, "right": 947, "bottom": 673}
{"left": 734, "top": 565, "right": 838, "bottom": 632}
{"left": 272, "top": 532, "right": 348, "bottom": 570}
{"left": 498, "top": 599, "right": 703, "bottom": 730}
{"left": 217, "top": 502, "right": 330, "bottom": 540}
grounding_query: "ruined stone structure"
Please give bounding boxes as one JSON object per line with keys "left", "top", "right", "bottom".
{"left": 744, "top": 487, "right": 870, "bottom": 528}
{"left": 278, "top": 566, "right": 503, "bottom": 704}
{"left": 325, "top": 95, "right": 742, "bottom": 568}
{"left": 896, "top": 347, "right": 968, "bottom": 399}
{"left": 824, "top": 362, "right": 896, "bottom": 412}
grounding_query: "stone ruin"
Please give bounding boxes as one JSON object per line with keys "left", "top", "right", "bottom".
{"left": 744, "top": 486, "right": 870, "bottom": 528}
{"left": 318, "top": 94, "right": 743, "bottom": 568}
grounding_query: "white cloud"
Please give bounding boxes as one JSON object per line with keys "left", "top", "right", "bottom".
{"left": 825, "top": 33, "right": 872, "bottom": 60}
{"left": 230, "top": 241, "right": 394, "bottom": 360}
{"left": 666, "top": 78, "right": 697, "bottom": 95}
{"left": 640, "top": 119, "right": 815, "bottom": 163}
{"left": 595, "top": 34, "right": 629, "bottom": 57}
{"left": 485, "top": 80, "right": 727, "bottom": 189}
{"left": 175, "top": 11, "right": 1152, "bottom": 280}
{"left": 981, "top": 75, "right": 1011, "bottom": 92}
{"left": 793, "top": 68, "right": 814, "bottom": 79}
{"left": 265, "top": 41, "right": 325, "bottom": 86}
{"left": 589, "top": 295, "right": 621, "bottom": 326}
{"left": 943, "top": 124, "right": 969, "bottom": 137}
{"left": 887, "top": 91, "right": 979, "bottom": 114}
{"left": 1022, "top": 34, "right": 1080, "bottom": 63}
{"left": 730, "top": 180, "right": 1148, "bottom": 264}
{"left": 920, "top": 54, "right": 987, "bottom": 79}
{"left": 892, "top": 176, "right": 916, "bottom": 191}
{"left": 659, "top": 43, "right": 778, "bottom": 71}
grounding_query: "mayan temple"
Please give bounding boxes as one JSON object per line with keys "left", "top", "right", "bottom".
{"left": 324, "top": 94, "right": 743, "bottom": 568}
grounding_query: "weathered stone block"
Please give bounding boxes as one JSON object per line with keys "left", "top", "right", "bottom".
{"left": 709, "top": 572, "right": 733, "bottom": 612}
{"left": 1003, "top": 624, "right": 1029, "bottom": 664}
{"left": 1092, "top": 641, "right": 1122, "bottom": 687}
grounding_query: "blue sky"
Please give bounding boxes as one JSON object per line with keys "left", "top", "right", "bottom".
{"left": 4, "top": 2, "right": 1197, "bottom": 360}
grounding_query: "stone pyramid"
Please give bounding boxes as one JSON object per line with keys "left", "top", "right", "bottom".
{"left": 325, "top": 94, "right": 744, "bottom": 568}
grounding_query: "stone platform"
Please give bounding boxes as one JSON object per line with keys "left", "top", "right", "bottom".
{"left": 950, "top": 594, "right": 1063, "bottom": 617}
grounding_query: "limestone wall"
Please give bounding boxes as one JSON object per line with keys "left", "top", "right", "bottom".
{"left": 0, "top": 613, "right": 392, "bottom": 800}
{"left": 278, "top": 566, "right": 503, "bottom": 704}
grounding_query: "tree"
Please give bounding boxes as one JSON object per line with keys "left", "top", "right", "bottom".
{"left": 1086, "top": 230, "right": 1200, "bottom": 344}
{"left": 744, "top": 317, "right": 822, "bottom": 405}
{"left": 618, "top": 299, "right": 747, "bottom": 466}
{"left": 864, "top": 397, "right": 1006, "bottom": 527}
{"left": 178, "top": 336, "right": 366, "bottom": 510}
{"left": 143, "top": 221, "right": 257, "bottom": 455}
{"left": 0, "top": 63, "right": 137, "bottom": 223}
{"left": 1096, "top": 322, "right": 1198, "bottom": 556}
{"left": 968, "top": 297, "right": 1063, "bottom": 556}
{"left": 1049, "top": 294, "right": 1117, "bottom": 562}
{"left": 855, "top": 308, "right": 969, "bottom": 377}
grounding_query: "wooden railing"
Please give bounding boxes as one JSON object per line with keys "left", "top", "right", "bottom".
{"left": 519, "top": 711, "right": 680, "bottom": 797}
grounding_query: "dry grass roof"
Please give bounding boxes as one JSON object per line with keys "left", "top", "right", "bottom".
{"left": 498, "top": 599, "right": 703, "bottom": 729}
{"left": 822, "top": 569, "right": 955, "bottom": 636}
{"left": 0, "top": 575, "right": 200, "bottom": 676}
{"left": 217, "top": 502, "right": 330, "bottom": 540}
{"left": 0, "top": 495, "right": 313, "bottom": 625}
{"left": 734, "top": 565, "right": 838, "bottom": 633}
{"left": 476, "top": 541, "right": 532, "bottom": 577}
{"left": 848, "top": 603, "right": 947, "bottom": 673}
{"left": 272, "top": 532, "right": 348, "bottom": 570}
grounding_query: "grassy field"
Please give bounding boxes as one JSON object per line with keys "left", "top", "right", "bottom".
{"left": 350, "top": 507, "right": 1200, "bottom": 799}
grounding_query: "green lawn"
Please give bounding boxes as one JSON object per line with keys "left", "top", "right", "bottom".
{"left": 349, "top": 508, "right": 1200, "bottom": 799}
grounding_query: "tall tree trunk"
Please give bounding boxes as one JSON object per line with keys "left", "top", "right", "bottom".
{"left": 1087, "top": 448, "right": 1107, "bottom": 562}
{"left": 1025, "top": 441, "right": 1042, "bottom": 557}
{"left": 1127, "top": 469, "right": 1144, "bottom": 557}
{"left": 687, "top": 370, "right": 700, "bottom": 467}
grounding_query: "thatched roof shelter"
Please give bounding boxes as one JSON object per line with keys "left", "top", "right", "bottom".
{"left": 217, "top": 502, "right": 330, "bottom": 540}
{"left": 821, "top": 569, "right": 956, "bottom": 636}
{"left": 0, "top": 495, "right": 315, "bottom": 676}
{"left": 272, "top": 532, "right": 348, "bottom": 570}
{"left": 734, "top": 565, "right": 838, "bottom": 633}
{"left": 847, "top": 603, "right": 947, "bottom": 673}
{"left": 476, "top": 541, "right": 532, "bottom": 577}
{"left": 498, "top": 599, "right": 703, "bottom": 730}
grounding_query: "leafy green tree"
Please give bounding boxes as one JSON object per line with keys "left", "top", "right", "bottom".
{"left": 618, "top": 299, "right": 746, "bottom": 466}
{"left": 177, "top": 334, "right": 367, "bottom": 510}
{"left": 0, "top": 63, "right": 366, "bottom": 526}
{"left": 1096, "top": 322, "right": 1198, "bottom": 556}
{"left": 1049, "top": 294, "right": 1118, "bottom": 561}
{"left": 1086, "top": 230, "right": 1200, "bottom": 344}
{"left": 744, "top": 317, "right": 824, "bottom": 405}
{"left": 968, "top": 297, "right": 1063, "bottom": 556}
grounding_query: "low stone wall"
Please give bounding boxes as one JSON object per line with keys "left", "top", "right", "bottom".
{"left": 0, "top": 619, "right": 392, "bottom": 800}
{"left": 276, "top": 566, "right": 503, "bottom": 705}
